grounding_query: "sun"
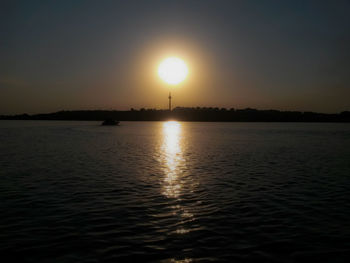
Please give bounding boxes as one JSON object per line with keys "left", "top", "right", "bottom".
{"left": 158, "top": 57, "right": 188, "bottom": 85}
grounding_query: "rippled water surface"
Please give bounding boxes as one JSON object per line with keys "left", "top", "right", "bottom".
{"left": 1, "top": 121, "right": 350, "bottom": 262}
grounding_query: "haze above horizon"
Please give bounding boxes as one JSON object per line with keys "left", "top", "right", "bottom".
{"left": 1, "top": 0, "right": 350, "bottom": 114}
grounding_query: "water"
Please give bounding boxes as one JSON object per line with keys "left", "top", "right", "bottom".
{"left": 1, "top": 121, "right": 350, "bottom": 262}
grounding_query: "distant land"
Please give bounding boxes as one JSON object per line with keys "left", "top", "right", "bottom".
{"left": 1, "top": 107, "right": 350, "bottom": 122}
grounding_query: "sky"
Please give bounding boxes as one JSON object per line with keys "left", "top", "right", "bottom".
{"left": 1, "top": 0, "right": 350, "bottom": 114}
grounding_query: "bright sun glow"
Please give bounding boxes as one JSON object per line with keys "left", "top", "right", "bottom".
{"left": 158, "top": 57, "right": 188, "bottom": 85}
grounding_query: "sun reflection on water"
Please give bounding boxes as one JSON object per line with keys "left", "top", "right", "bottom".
{"left": 162, "top": 121, "right": 184, "bottom": 198}
{"left": 160, "top": 121, "right": 195, "bottom": 262}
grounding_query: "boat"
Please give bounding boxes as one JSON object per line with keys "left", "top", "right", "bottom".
{"left": 101, "top": 119, "right": 120, "bottom": 126}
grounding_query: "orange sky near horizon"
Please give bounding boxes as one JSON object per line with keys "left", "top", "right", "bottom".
{"left": 1, "top": 1, "right": 350, "bottom": 114}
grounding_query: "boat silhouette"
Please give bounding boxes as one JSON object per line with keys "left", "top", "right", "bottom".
{"left": 101, "top": 119, "right": 119, "bottom": 126}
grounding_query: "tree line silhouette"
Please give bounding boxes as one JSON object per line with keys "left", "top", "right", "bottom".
{"left": 1, "top": 107, "right": 349, "bottom": 122}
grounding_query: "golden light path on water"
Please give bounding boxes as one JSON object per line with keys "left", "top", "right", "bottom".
{"left": 162, "top": 121, "right": 183, "bottom": 198}
{"left": 160, "top": 121, "right": 195, "bottom": 246}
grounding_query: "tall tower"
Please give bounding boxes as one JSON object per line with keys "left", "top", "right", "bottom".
{"left": 168, "top": 92, "right": 172, "bottom": 111}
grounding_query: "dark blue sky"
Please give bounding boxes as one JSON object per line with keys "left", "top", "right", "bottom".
{"left": 1, "top": 0, "right": 350, "bottom": 114}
